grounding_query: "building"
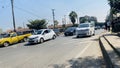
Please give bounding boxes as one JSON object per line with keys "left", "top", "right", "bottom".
{"left": 79, "top": 15, "right": 97, "bottom": 23}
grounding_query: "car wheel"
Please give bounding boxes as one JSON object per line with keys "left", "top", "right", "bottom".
{"left": 40, "top": 38, "right": 44, "bottom": 43}
{"left": 52, "top": 35, "right": 56, "bottom": 39}
{"left": 64, "top": 34, "right": 67, "bottom": 36}
{"left": 93, "top": 31, "right": 95, "bottom": 36}
{"left": 3, "top": 42, "right": 9, "bottom": 47}
{"left": 76, "top": 35, "right": 79, "bottom": 38}
{"left": 93, "top": 33, "right": 95, "bottom": 36}
{"left": 23, "top": 37, "right": 27, "bottom": 42}
{"left": 89, "top": 31, "right": 92, "bottom": 36}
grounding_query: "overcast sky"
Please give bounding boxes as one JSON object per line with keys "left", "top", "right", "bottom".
{"left": 0, "top": 0, "right": 110, "bottom": 31}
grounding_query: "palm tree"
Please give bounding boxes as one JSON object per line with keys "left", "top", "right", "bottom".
{"left": 69, "top": 11, "right": 78, "bottom": 25}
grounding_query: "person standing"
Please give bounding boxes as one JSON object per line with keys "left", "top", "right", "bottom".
{"left": 107, "top": 21, "right": 111, "bottom": 31}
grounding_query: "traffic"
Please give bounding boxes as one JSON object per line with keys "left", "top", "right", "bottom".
{"left": 0, "top": 22, "right": 104, "bottom": 47}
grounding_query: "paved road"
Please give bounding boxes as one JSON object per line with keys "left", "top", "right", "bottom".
{"left": 0, "top": 29, "right": 104, "bottom": 68}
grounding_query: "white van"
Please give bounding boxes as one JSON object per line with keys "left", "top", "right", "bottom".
{"left": 76, "top": 23, "right": 95, "bottom": 37}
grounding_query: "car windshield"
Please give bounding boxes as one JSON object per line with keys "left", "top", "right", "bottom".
{"left": 79, "top": 24, "right": 89, "bottom": 28}
{"left": 33, "top": 30, "right": 43, "bottom": 35}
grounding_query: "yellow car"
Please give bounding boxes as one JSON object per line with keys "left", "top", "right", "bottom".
{"left": 17, "top": 31, "right": 32, "bottom": 42}
{"left": 0, "top": 32, "right": 31, "bottom": 47}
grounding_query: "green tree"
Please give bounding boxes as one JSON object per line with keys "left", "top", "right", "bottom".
{"left": 69, "top": 11, "right": 78, "bottom": 25}
{"left": 27, "top": 19, "right": 47, "bottom": 30}
{"left": 107, "top": 0, "right": 120, "bottom": 32}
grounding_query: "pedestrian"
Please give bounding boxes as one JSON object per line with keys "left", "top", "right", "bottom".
{"left": 107, "top": 21, "right": 110, "bottom": 31}
{"left": 105, "top": 23, "right": 107, "bottom": 30}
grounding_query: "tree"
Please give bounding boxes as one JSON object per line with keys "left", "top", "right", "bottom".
{"left": 107, "top": 0, "right": 120, "bottom": 32}
{"left": 27, "top": 19, "right": 47, "bottom": 30}
{"left": 69, "top": 11, "right": 78, "bottom": 25}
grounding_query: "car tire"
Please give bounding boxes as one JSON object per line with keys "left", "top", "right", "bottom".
{"left": 3, "top": 42, "right": 9, "bottom": 47}
{"left": 52, "top": 35, "right": 56, "bottom": 39}
{"left": 40, "top": 38, "right": 44, "bottom": 43}
{"left": 23, "top": 37, "right": 27, "bottom": 42}
{"left": 76, "top": 35, "right": 79, "bottom": 38}
{"left": 93, "top": 31, "right": 95, "bottom": 36}
{"left": 93, "top": 33, "right": 95, "bottom": 36}
{"left": 89, "top": 31, "right": 92, "bottom": 37}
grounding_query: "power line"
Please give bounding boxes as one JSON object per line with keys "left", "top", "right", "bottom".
{"left": 14, "top": 6, "right": 41, "bottom": 18}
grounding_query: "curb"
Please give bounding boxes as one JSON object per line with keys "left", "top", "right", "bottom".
{"left": 99, "top": 36, "right": 114, "bottom": 68}
{"left": 103, "top": 35, "right": 120, "bottom": 58}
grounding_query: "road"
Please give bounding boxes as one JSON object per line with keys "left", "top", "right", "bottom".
{"left": 0, "top": 29, "right": 104, "bottom": 68}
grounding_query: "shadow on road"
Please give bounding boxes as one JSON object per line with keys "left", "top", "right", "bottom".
{"left": 50, "top": 47, "right": 120, "bottom": 68}
{"left": 50, "top": 56, "right": 105, "bottom": 68}
{"left": 24, "top": 43, "right": 38, "bottom": 46}
{"left": 72, "top": 36, "right": 90, "bottom": 39}
{"left": 91, "top": 38, "right": 99, "bottom": 41}
{"left": 68, "top": 56, "right": 105, "bottom": 68}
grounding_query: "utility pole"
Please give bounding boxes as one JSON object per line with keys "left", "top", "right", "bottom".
{"left": 11, "top": 0, "right": 16, "bottom": 32}
{"left": 52, "top": 9, "right": 55, "bottom": 29}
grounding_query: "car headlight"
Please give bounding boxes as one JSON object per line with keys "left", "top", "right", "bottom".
{"left": 33, "top": 36, "right": 39, "bottom": 39}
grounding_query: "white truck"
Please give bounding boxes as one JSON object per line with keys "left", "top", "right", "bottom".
{"left": 76, "top": 23, "right": 95, "bottom": 37}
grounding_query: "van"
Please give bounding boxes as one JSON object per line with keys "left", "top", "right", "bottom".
{"left": 76, "top": 23, "right": 95, "bottom": 37}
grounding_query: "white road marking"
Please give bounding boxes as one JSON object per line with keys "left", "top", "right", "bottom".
{"left": 75, "top": 42, "right": 92, "bottom": 58}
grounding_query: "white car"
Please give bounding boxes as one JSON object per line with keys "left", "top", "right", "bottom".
{"left": 28, "top": 29, "right": 56, "bottom": 44}
{"left": 76, "top": 23, "right": 95, "bottom": 37}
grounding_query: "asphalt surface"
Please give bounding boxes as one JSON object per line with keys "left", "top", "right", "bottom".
{"left": 0, "top": 29, "right": 104, "bottom": 68}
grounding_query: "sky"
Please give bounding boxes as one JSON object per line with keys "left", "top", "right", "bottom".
{"left": 0, "top": 0, "right": 110, "bottom": 31}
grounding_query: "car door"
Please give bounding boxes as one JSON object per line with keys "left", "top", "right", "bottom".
{"left": 47, "top": 29, "right": 53, "bottom": 39}
{"left": 10, "top": 33, "right": 19, "bottom": 43}
{"left": 42, "top": 30, "right": 49, "bottom": 40}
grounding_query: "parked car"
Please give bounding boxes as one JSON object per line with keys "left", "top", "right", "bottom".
{"left": 0, "top": 32, "right": 31, "bottom": 47}
{"left": 53, "top": 29, "right": 60, "bottom": 36}
{"left": 76, "top": 23, "right": 95, "bottom": 37}
{"left": 64, "top": 27, "right": 76, "bottom": 36}
{"left": 28, "top": 29, "right": 56, "bottom": 44}
{"left": 16, "top": 31, "right": 32, "bottom": 42}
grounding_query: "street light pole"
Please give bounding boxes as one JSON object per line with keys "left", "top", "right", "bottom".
{"left": 11, "top": 0, "right": 16, "bottom": 32}
{"left": 52, "top": 9, "right": 55, "bottom": 29}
